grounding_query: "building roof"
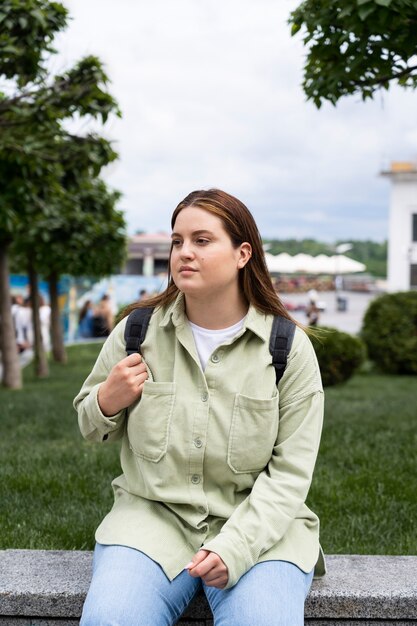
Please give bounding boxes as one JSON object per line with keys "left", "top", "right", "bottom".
{"left": 128, "top": 233, "right": 171, "bottom": 260}
{"left": 381, "top": 161, "right": 417, "bottom": 178}
{"left": 130, "top": 232, "right": 171, "bottom": 242}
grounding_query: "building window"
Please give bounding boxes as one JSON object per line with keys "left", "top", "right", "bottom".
{"left": 411, "top": 264, "right": 417, "bottom": 289}
{"left": 413, "top": 214, "right": 417, "bottom": 242}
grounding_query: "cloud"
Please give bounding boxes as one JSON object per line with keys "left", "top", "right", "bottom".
{"left": 56, "top": 0, "right": 415, "bottom": 242}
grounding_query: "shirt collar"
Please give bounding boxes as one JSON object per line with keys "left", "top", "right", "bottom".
{"left": 159, "top": 292, "right": 188, "bottom": 328}
{"left": 159, "top": 291, "right": 270, "bottom": 342}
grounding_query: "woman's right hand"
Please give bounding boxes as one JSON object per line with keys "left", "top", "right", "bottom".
{"left": 98, "top": 353, "right": 148, "bottom": 417}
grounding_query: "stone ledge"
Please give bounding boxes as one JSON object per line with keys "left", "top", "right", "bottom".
{"left": 0, "top": 551, "right": 416, "bottom": 623}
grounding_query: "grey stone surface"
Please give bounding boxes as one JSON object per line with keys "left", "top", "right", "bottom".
{"left": 0, "top": 550, "right": 91, "bottom": 617}
{"left": 306, "top": 555, "right": 417, "bottom": 619}
{"left": 306, "top": 622, "right": 416, "bottom": 625}
{"left": 0, "top": 617, "right": 416, "bottom": 626}
{"left": 1, "top": 550, "right": 417, "bottom": 622}
{"left": 0, "top": 617, "right": 80, "bottom": 626}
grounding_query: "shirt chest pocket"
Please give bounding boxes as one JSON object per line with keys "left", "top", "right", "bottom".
{"left": 127, "top": 381, "right": 176, "bottom": 462}
{"left": 227, "top": 393, "right": 279, "bottom": 474}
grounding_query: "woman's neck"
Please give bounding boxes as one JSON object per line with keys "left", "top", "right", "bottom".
{"left": 184, "top": 292, "right": 249, "bottom": 330}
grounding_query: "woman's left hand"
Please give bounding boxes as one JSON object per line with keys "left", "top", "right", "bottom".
{"left": 185, "top": 549, "right": 229, "bottom": 589}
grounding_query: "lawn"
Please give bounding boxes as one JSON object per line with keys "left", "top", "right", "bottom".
{"left": 1, "top": 343, "right": 416, "bottom": 555}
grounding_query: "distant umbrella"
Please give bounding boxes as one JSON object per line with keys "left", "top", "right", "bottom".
{"left": 265, "top": 253, "right": 365, "bottom": 274}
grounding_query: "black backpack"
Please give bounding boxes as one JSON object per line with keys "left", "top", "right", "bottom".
{"left": 124, "top": 307, "right": 295, "bottom": 385}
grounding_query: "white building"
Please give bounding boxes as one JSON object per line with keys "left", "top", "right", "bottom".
{"left": 124, "top": 233, "right": 171, "bottom": 276}
{"left": 381, "top": 162, "right": 417, "bottom": 292}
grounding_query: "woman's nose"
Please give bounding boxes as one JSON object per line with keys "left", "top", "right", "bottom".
{"left": 180, "top": 241, "right": 194, "bottom": 259}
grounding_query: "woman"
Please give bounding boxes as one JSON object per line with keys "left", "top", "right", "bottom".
{"left": 15, "top": 297, "right": 33, "bottom": 352}
{"left": 306, "top": 290, "right": 320, "bottom": 327}
{"left": 92, "top": 294, "right": 114, "bottom": 337}
{"left": 74, "top": 189, "right": 325, "bottom": 626}
{"left": 39, "top": 295, "right": 51, "bottom": 351}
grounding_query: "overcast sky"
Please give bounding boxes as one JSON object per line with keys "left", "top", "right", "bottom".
{"left": 54, "top": 0, "right": 417, "bottom": 243}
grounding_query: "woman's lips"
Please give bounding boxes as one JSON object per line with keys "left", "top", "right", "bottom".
{"left": 179, "top": 266, "right": 197, "bottom": 273}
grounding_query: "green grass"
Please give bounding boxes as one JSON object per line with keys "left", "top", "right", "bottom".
{"left": 1, "top": 343, "right": 416, "bottom": 554}
{"left": 307, "top": 373, "right": 417, "bottom": 555}
{"left": 0, "top": 343, "right": 119, "bottom": 550}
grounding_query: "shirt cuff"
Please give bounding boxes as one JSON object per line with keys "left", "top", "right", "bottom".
{"left": 203, "top": 534, "right": 252, "bottom": 589}
{"left": 84, "top": 383, "right": 125, "bottom": 439}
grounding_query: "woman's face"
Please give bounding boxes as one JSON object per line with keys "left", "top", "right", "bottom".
{"left": 170, "top": 206, "right": 250, "bottom": 299}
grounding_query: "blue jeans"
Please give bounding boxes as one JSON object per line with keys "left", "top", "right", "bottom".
{"left": 80, "top": 543, "right": 314, "bottom": 626}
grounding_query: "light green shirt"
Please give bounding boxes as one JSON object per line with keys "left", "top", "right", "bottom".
{"left": 74, "top": 293, "right": 325, "bottom": 588}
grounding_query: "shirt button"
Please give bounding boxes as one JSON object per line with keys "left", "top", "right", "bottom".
{"left": 201, "top": 392, "right": 208, "bottom": 402}
{"left": 211, "top": 353, "right": 220, "bottom": 363}
{"left": 194, "top": 438, "right": 203, "bottom": 448}
{"left": 191, "top": 474, "right": 201, "bottom": 484}
{"left": 198, "top": 506, "right": 206, "bottom": 514}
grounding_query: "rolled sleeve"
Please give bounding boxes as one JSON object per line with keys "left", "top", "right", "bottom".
{"left": 76, "top": 382, "right": 126, "bottom": 442}
{"left": 73, "top": 319, "right": 128, "bottom": 443}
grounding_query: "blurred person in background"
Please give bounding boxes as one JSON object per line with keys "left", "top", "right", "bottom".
{"left": 92, "top": 294, "right": 114, "bottom": 337}
{"left": 39, "top": 295, "right": 51, "bottom": 352}
{"left": 11, "top": 294, "right": 24, "bottom": 338}
{"left": 306, "top": 290, "right": 320, "bottom": 327}
{"left": 15, "top": 297, "right": 33, "bottom": 353}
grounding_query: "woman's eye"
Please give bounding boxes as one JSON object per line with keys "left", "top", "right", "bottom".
{"left": 196, "top": 238, "right": 209, "bottom": 245}
{"left": 171, "top": 239, "right": 182, "bottom": 246}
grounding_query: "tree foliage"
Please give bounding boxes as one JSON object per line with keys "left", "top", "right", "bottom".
{"left": 0, "top": 0, "right": 124, "bottom": 386}
{"left": 289, "top": 0, "right": 417, "bottom": 107}
{"left": 16, "top": 178, "right": 127, "bottom": 280}
{"left": 0, "top": 0, "right": 68, "bottom": 85}
{"left": 310, "top": 326, "right": 366, "bottom": 386}
{"left": 361, "top": 291, "right": 417, "bottom": 374}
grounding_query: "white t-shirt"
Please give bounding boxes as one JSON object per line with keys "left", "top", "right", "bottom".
{"left": 189, "top": 317, "right": 246, "bottom": 370}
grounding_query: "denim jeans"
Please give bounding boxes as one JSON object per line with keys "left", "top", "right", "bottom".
{"left": 80, "top": 543, "right": 314, "bottom": 626}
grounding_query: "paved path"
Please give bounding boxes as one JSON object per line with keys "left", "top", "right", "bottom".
{"left": 281, "top": 290, "right": 379, "bottom": 335}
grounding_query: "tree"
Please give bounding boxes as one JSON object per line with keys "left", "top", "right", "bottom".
{"left": 34, "top": 179, "right": 126, "bottom": 363}
{"left": 45, "top": 138, "right": 125, "bottom": 363}
{"left": 0, "top": 242, "right": 21, "bottom": 387}
{"left": 289, "top": 0, "right": 417, "bottom": 107}
{"left": 0, "top": 0, "right": 120, "bottom": 387}
{"left": 9, "top": 131, "right": 124, "bottom": 364}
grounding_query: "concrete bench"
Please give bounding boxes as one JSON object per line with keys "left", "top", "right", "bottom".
{"left": 0, "top": 550, "right": 416, "bottom": 625}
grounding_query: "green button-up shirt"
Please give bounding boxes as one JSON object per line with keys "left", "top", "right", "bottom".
{"left": 74, "top": 294, "right": 325, "bottom": 588}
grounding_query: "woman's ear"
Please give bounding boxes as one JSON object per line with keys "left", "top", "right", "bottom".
{"left": 237, "top": 242, "right": 252, "bottom": 269}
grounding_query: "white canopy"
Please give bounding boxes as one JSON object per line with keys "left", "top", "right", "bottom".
{"left": 265, "top": 252, "right": 366, "bottom": 275}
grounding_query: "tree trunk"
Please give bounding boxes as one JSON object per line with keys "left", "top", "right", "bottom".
{"left": 48, "top": 272, "right": 67, "bottom": 363}
{"left": 27, "top": 259, "right": 48, "bottom": 378}
{"left": 0, "top": 240, "right": 22, "bottom": 389}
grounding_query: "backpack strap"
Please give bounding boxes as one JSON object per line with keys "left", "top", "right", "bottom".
{"left": 269, "top": 316, "right": 296, "bottom": 385}
{"left": 124, "top": 307, "right": 154, "bottom": 356}
{"left": 124, "top": 307, "right": 295, "bottom": 384}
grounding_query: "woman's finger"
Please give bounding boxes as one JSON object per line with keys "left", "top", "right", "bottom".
{"left": 203, "top": 574, "right": 227, "bottom": 588}
{"left": 128, "top": 363, "right": 147, "bottom": 377}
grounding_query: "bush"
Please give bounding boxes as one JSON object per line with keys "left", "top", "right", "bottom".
{"left": 361, "top": 291, "right": 417, "bottom": 374}
{"left": 310, "top": 327, "right": 366, "bottom": 386}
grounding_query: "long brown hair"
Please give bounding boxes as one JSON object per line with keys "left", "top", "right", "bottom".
{"left": 122, "top": 189, "right": 296, "bottom": 323}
